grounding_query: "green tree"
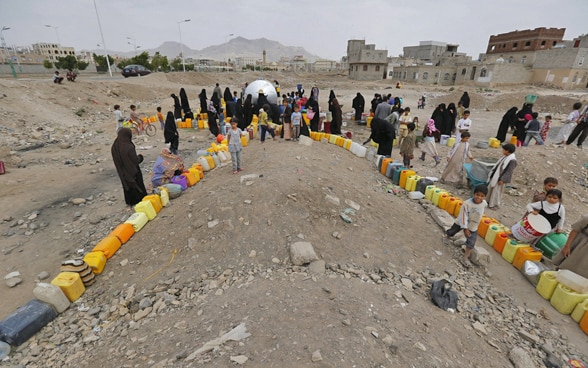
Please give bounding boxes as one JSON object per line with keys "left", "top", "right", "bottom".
{"left": 117, "top": 51, "right": 152, "bottom": 70}
{"left": 54, "top": 55, "right": 78, "bottom": 70}
{"left": 93, "top": 53, "right": 113, "bottom": 72}
{"left": 151, "top": 52, "right": 169, "bottom": 72}
{"left": 43, "top": 60, "right": 53, "bottom": 69}
{"left": 77, "top": 61, "right": 89, "bottom": 71}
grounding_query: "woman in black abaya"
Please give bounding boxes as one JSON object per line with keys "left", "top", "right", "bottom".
{"left": 243, "top": 94, "right": 253, "bottom": 127}
{"left": 171, "top": 93, "right": 182, "bottom": 120}
{"left": 431, "top": 104, "right": 447, "bottom": 142}
{"left": 164, "top": 111, "right": 179, "bottom": 154}
{"left": 330, "top": 96, "right": 343, "bottom": 135}
{"left": 446, "top": 103, "right": 458, "bottom": 135}
{"left": 199, "top": 89, "right": 208, "bottom": 116}
{"left": 352, "top": 93, "right": 365, "bottom": 121}
{"left": 234, "top": 98, "right": 246, "bottom": 130}
{"left": 363, "top": 118, "right": 395, "bottom": 156}
{"left": 305, "top": 90, "right": 320, "bottom": 132}
{"left": 111, "top": 128, "right": 147, "bottom": 206}
{"left": 496, "top": 107, "right": 518, "bottom": 142}
{"left": 458, "top": 92, "right": 470, "bottom": 109}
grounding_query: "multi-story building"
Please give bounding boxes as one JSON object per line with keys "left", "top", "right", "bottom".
{"left": 32, "top": 43, "right": 76, "bottom": 61}
{"left": 347, "top": 40, "right": 388, "bottom": 80}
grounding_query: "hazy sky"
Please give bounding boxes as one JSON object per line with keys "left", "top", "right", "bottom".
{"left": 1, "top": 0, "right": 587, "bottom": 60}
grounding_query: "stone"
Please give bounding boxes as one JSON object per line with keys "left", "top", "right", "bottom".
{"left": 509, "top": 347, "right": 537, "bottom": 368}
{"left": 6, "top": 277, "right": 22, "bottom": 288}
{"left": 207, "top": 220, "right": 219, "bottom": 228}
{"left": 71, "top": 198, "right": 86, "bottom": 205}
{"left": 430, "top": 207, "right": 455, "bottom": 228}
{"left": 472, "top": 321, "right": 487, "bottom": 335}
{"left": 382, "top": 335, "right": 394, "bottom": 346}
{"left": 325, "top": 194, "right": 340, "bottom": 206}
{"left": 518, "top": 329, "right": 540, "bottom": 344}
{"left": 240, "top": 174, "right": 260, "bottom": 184}
{"left": 298, "top": 135, "right": 313, "bottom": 146}
{"left": 139, "top": 297, "right": 152, "bottom": 309}
{"left": 308, "top": 260, "right": 326, "bottom": 275}
{"left": 344, "top": 199, "right": 360, "bottom": 211}
{"left": 4, "top": 271, "right": 21, "bottom": 280}
{"left": 230, "top": 355, "right": 248, "bottom": 364}
{"left": 37, "top": 271, "right": 50, "bottom": 280}
{"left": 401, "top": 278, "right": 413, "bottom": 289}
{"left": 470, "top": 246, "right": 492, "bottom": 266}
{"left": 311, "top": 350, "right": 322, "bottom": 362}
{"left": 289, "top": 242, "right": 319, "bottom": 266}
{"left": 271, "top": 257, "right": 281, "bottom": 264}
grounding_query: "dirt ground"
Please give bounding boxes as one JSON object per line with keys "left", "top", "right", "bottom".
{"left": 0, "top": 71, "right": 587, "bottom": 367}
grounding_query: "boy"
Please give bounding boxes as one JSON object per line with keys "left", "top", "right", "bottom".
{"left": 156, "top": 107, "right": 165, "bottom": 130}
{"left": 524, "top": 112, "right": 544, "bottom": 146}
{"left": 114, "top": 104, "right": 124, "bottom": 132}
{"left": 259, "top": 105, "right": 276, "bottom": 143}
{"left": 291, "top": 104, "right": 302, "bottom": 141}
{"left": 399, "top": 122, "right": 416, "bottom": 168}
{"left": 533, "top": 177, "right": 558, "bottom": 202}
{"left": 440, "top": 131, "right": 473, "bottom": 185}
{"left": 398, "top": 107, "right": 412, "bottom": 143}
{"left": 445, "top": 184, "right": 488, "bottom": 268}
{"left": 539, "top": 115, "right": 552, "bottom": 143}
{"left": 455, "top": 110, "right": 472, "bottom": 141}
{"left": 487, "top": 143, "right": 517, "bottom": 210}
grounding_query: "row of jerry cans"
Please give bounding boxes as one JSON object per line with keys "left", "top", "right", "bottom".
{"left": 422, "top": 185, "right": 464, "bottom": 218}
{"left": 536, "top": 270, "right": 588, "bottom": 334}
{"left": 307, "top": 131, "right": 367, "bottom": 158}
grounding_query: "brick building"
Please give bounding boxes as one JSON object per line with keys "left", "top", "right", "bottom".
{"left": 486, "top": 27, "right": 565, "bottom": 54}
{"left": 347, "top": 40, "right": 388, "bottom": 81}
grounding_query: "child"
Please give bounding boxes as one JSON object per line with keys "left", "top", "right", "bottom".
{"left": 259, "top": 105, "right": 276, "bottom": 143}
{"left": 533, "top": 177, "right": 558, "bottom": 202}
{"left": 539, "top": 115, "right": 552, "bottom": 143}
{"left": 399, "top": 122, "right": 416, "bottom": 168}
{"left": 440, "top": 131, "right": 472, "bottom": 185}
{"left": 291, "top": 104, "right": 302, "bottom": 141}
{"left": 156, "top": 106, "right": 165, "bottom": 130}
{"left": 524, "top": 112, "right": 544, "bottom": 146}
{"left": 526, "top": 189, "right": 565, "bottom": 233}
{"left": 227, "top": 119, "right": 244, "bottom": 174}
{"left": 445, "top": 184, "right": 488, "bottom": 268}
{"left": 282, "top": 99, "right": 293, "bottom": 140}
{"left": 398, "top": 107, "right": 412, "bottom": 144}
{"left": 417, "top": 98, "right": 423, "bottom": 110}
{"left": 218, "top": 108, "right": 226, "bottom": 136}
{"left": 487, "top": 143, "right": 517, "bottom": 210}
{"left": 114, "top": 104, "right": 124, "bottom": 132}
{"left": 419, "top": 118, "right": 440, "bottom": 166}
{"left": 412, "top": 116, "right": 419, "bottom": 131}
{"left": 455, "top": 110, "right": 472, "bottom": 141}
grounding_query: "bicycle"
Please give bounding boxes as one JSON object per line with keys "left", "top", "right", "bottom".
{"left": 125, "top": 119, "right": 156, "bottom": 137}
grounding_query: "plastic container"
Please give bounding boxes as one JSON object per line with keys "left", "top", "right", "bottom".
{"left": 555, "top": 270, "right": 588, "bottom": 293}
{"left": 33, "top": 283, "right": 70, "bottom": 313}
{"left": 134, "top": 200, "right": 157, "bottom": 220}
{"left": 124, "top": 212, "right": 149, "bottom": 232}
{"left": 211, "top": 153, "right": 221, "bottom": 168}
{"left": 405, "top": 175, "right": 420, "bottom": 192}
{"left": 142, "top": 194, "right": 163, "bottom": 213}
{"left": 51, "top": 272, "right": 85, "bottom": 302}
{"left": 83, "top": 251, "right": 107, "bottom": 274}
{"left": 109, "top": 223, "right": 135, "bottom": 244}
{"left": 385, "top": 162, "right": 403, "bottom": 178}
{"left": 0, "top": 299, "right": 58, "bottom": 346}
{"left": 513, "top": 247, "right": 543, "bottom": 270}
{"left": 380, "top": 158, "right": 393, "bottom": 175}
{"left": 440, "top": 134, "right": 450, "bottom": 145}
{"left": 399, "top": 169, "right": 416, "bottom": 189}
{"left": 536, "top": 232, "right": 567, "bottom": 259}
{"left": 197, "top": 156, "right": 211, "bottom": 172}
{"left": 171, "top": 175, "right": 187, "bottom": 190}
{"left": 438, "top": 193, "right": 450, "bottom": 210}
{"left": 502, "top": 240, "right": 529, "bottom": 263}
{"left": 536, "top": 271, "right": 559, "bottom": 299}
{"left": 581, "top": 309, "right": 588, "bottom": 335}
{"left": 181, "top": 172, "right": 198, "bottom": 187}
{"left": 446, "top": 137, "right": 456, "bottom": 147}
{"left": 571, "top": 299, "right": 588, "bottom": 323}
{"left": 453, "top": 200, "right": 463, "bottom": 217}
{"left": 158, "top": 187, "right": 170, "bottom": 207}
{"left": 350, "top": 142, "right": 367, "bottom": 158}
{"left": 446, "top": 197, "right": 458, "bottom": 215}
{"left": 424, "top": 185, "right": 437, "bottom": 200}
{"left": 550, "top": 284, "right": 588, "bottom": 315}
{"left": 392, "top": 166, "right": 407, "bottom": 185}
{"left": 485, "top": 224, "right": 509, "bottom": 247}
{"left": 493, "top": 232, "right": 509, "bottom": 254}
{"left": 431, "top": 189, "right": 446, "bottom": 207}
{"left": 408, "top": 191, "right": 425, "bottom": 200}
{"left": 416, "top": 178, "right": 434, "bottom": 194}
{"left": 329, "top": 134, "right": 338, "bottom": 145}
{"left": 478, "top": 217, "right": 498, "bottom": 238}
{"left": 205, "top": 155, "right": 216, "bottom": 170}
{"left": 525, "top": 94, "right": 538, "bottom": 104}
{"left": 92, "top": 235, "right": 122, "bottom": 259}
{"left": 343, "top": 139, "right": 352, "bottom": 150}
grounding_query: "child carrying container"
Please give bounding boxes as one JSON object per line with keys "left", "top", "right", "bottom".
{"left": 445, "top": 184, "right": 488, "bottom": 268}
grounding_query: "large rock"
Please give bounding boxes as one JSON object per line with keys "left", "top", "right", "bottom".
{"left": 289, "top": 242, "right": 319, "bottom": 266}
{"left": 429, "top": 206, "right": 455, "bottom": 229}
{"left": 509, "top": 347, "right": 537, "bottom": 368}
{"left": 470, "top": 245, "right": 492, "bottom": 266}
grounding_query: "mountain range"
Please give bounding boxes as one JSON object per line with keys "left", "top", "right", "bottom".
{"left": 92, "top": 36, "right": 322, "bottom": 63}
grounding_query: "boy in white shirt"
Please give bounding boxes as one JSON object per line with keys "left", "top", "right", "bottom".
{"left": 455, "top": 110, "right": 472, "bottom": 141}
{"left": 291, "top": 104, "right": 302, "bottom": 141}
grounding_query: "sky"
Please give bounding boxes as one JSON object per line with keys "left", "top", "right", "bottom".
{"left": 1, "top": 0, "right": 587, "bottom": 60}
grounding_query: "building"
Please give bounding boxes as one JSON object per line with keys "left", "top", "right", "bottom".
{"left": 32, "top": 43, "right": 76, "bottom": 61}
{"left": 486, "top": 27, "right": 565, "bottom": 54}
{"left": 531, "top": 34, "right": 588, "bottom": 89}
{"left": 403, "top": 41, "right": 463, "bottom": 62}
{"left": 347, "top": 40, "right": 388, "bottom": 80}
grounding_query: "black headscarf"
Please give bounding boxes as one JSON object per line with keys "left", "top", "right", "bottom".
{"left": 235, "top": 98, "right": 246, "bottom": 129}
{"left": 328, "top": 90, "right": 336, "bottom": 113}
{"left": 446, "top": 103, "right": 457, "bottom": 135}
{"left": 179, "top": 88, "right": 192, "bottom": 119}
{"left": 255, "top": 92, "right": 270, "bottom": 115}
{"left": 171, "top": 93, "right": 182, "bottom": 120}
{"left": 223, "top": 87, "right": 233, "bottom": 103}
{"left": 211, "top": 92, "right": 221, "bottom": 111}
{"left": 164, "top": 111, "right": 178, "bottom": 144}
{"left": 364, "top": 118, "right": 395, "bottom": 156}
{"left": 459, "top": 92, "right": 470, "bottom": 109}
{"left": 243, "top": 94, "right": 253, "bottom": 126}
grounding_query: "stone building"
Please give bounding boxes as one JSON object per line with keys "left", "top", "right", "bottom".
{"left": 347, "top": 40, "right": 388, "bottom": 80}
{"left": 531, "top": 34, "right": 588, "bottom": 89}
{"left": 486, "top": 27, "right": 565, "bottom": 54}
{"left": 32, "top": 43, "right": 76, "bottom": 61}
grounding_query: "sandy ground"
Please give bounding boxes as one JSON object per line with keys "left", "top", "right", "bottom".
{"left": 0, "top": 71, "right": 587, "bottom": 367}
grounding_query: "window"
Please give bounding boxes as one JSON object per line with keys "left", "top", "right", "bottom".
{"left": 444, "top": 73, "right": 449, "bottom": 80}
{"left": 363, "top": 65, "right": 368, "bottom": 71}
{"left": 521, "top": 56, "right": 527, "bottom": 64}
{"left": 525, "top": 41, "right": 531, "bottom": 47}
{"left": 541, "top": 40, "right": 546, "bottom": 46}
{"left": 412, "top": 72, "right": 417, "bottom": 79}
{"left": 423, "top": 72, "right": 428, "bottom": 80}
{"left": 579, "top": 57, "right": 584, "bottom": 66}
{"left": 375, "top": 65, "right": 380, "bottom": 71}
{"left": 513, "top": 42, "right": 518, "bottom": 48}
{"left": 553, "top": 41, "right": 557, "bottom": 46}
{"left": 461, "top": 68, "right": 466, "bottom": 76}
{"left": 480, "top": 68, "right": 487, "bottom": 77}
{"left": 452, "top": 73, "right": 456, "bottom": 81}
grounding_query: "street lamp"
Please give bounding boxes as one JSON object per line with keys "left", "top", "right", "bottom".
{"left": 176, "top": 19, "right": 190, "bottom": 72}
{"left": 126, "top": 37, "right": 139, "bottom": 56}
{"left": 92, "top": 0, "right": 112, "bottom": 77}
{"left": 0, "top": 26, "right": 16, "bottom": 78}
{"left": 224, "top": 33, "right": 234, "bottom": 71}
{"left": 44, "top": 24, "right": 61, "bottom": 45}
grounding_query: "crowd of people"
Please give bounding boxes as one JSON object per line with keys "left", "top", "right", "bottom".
{"left": 109, "top": 83, "right": 586, "bottom": 277}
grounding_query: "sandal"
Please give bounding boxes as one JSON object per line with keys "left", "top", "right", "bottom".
{"left": 233, "top": 170, "right": 238, "bottom": 174}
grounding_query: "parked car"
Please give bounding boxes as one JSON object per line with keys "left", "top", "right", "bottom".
{"left": 121, "top": 65, "right": 151, "bottom": 78}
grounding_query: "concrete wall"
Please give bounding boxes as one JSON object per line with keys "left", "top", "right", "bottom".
{"left": 531, "top": 68, "right": 588, "bottom": 89}
{"left": 349, "top": 63, "right": 386, "bottom": 81}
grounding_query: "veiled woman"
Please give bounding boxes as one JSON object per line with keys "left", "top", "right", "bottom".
{"left": 151, "top": 148, "right": 184, "bottom": 187}
{"left": 164, "top": 111, "right": 179, "bottom": 154}
{"left": 352, "top": 93, "right": 365, "bottom": 121}
{"left": 305, "top": 90, "right": 320, "bottom": 132}
{"left": 111, "top": 128, "right": 147, "bottom": 206}
{"left": 495, "top": 107, "right": 518, "bottom": 142}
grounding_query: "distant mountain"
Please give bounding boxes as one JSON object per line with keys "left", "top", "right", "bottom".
{"left": 91, "top": 37, "right": 322, "bottom": 62}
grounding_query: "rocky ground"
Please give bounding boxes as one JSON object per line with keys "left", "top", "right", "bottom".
{"left": 0, "top": 72, "right": 587, "bottom": 367}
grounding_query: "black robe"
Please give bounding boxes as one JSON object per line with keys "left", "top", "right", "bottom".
{"left": 164, "top": 111, "right": 179, "bottom": 153}
{"left": 199, "top": 89, "right": 208, "bottom": 114}
{"left": 243, "top": 95, "right": 253, "bottom": 127}
{"left": 111, "top": 128, "right": 147, "bottom": 206}
{"left": 496, "top": 107, "right": 518, "bottom": 142}
{"left": 365, "top": 118, "right": 395, "bottom": 156}
{"left": 255, "top": 93, "right": 270, "bottom": 115}
{"left": 446, "top": 103, "right": 457, "bottom": 135}
{"left": 458, "top": 92, "right": 470, "bottom": 109}
{"left": 330, "top": 98, "right": 343, "bottom": 135}
{"left": 171, "top": 94, "right": 182, "bottom": 120}
{"left": 225, "top": 100, "right": 236, "bottom": 119}
{"left": 514, "top": 104, "right": 533, "bottom": 142}
{"left": 234, "top": 98, "right": 246, "bottom": 130}
{"left": 305, "top": 97, "right": 320, "bottom": 132}
{"left": 431, "top": 104, "right": 447, "bottom": 141}
{"left": 223, "top": 87, "right": 233, "bottom": 104}
{"left": 352, "top": 93, "right": 365, "bottom": 121}
{"left": 179, "top": 88, "right": 193, "bottom": 120}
